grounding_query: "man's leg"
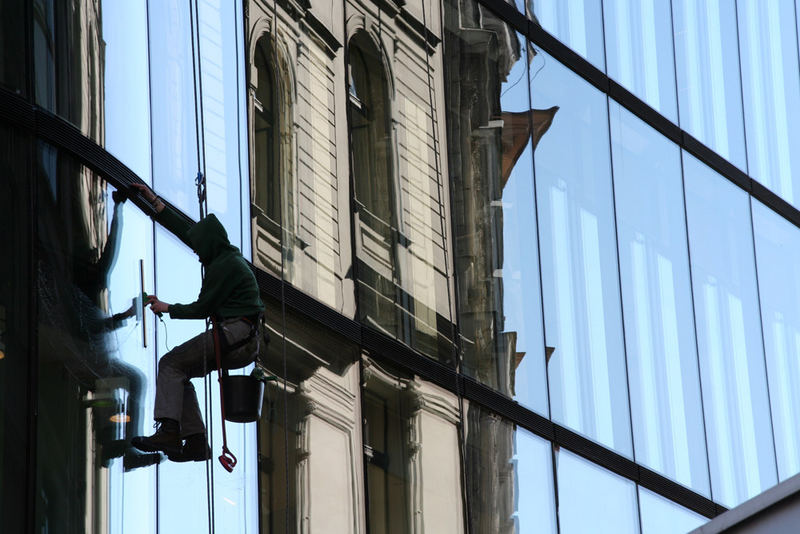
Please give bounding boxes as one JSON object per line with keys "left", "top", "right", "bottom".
{"left": 133, "top": 329, "right": 214, "bottom": 455}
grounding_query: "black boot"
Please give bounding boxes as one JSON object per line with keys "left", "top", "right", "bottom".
{"left": 123, "top": 448, "right": 165, "bottom": 471}
{"left": 167, "top": 434, "right": 211, "bottom": 462}
{"left": 167, "top": 433, "right": 212, "bottom": 463}
{"left": 131, "top": 419, "right": 181, "bottom": 456}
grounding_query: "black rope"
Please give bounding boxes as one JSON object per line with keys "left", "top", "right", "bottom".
{"left": 188, "top": 1, "right": 214, "bottom": 532}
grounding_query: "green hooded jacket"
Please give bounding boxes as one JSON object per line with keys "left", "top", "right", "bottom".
{"left": 155, "top": 205, "right": 264, "bottom": 320}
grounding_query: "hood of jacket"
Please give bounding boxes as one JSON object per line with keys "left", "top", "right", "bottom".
{"left": 186, "top": 214, "right": 236, "bottom": 264}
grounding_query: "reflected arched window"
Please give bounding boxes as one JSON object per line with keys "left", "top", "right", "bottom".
{"left": 253, "top": 36, "right": 282, "bottom": 234}
{"left": 348, "top": 32, "right": 401, "bottom": 337}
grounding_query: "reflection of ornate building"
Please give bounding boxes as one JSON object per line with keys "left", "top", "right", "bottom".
{"left": 443, "top": 2, "right": 555, "bottom": 532}
{"left": 246, "top": 0, "right": 453, "bottom": 362}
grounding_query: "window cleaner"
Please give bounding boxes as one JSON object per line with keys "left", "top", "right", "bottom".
{"left": 130, "top": 183, "right": 265, "bottom": 469}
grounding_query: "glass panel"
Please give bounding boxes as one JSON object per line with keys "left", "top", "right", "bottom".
{"left": 196, "top": 0, "right": 247, "bottom": 251}
{"left": 33, "top": 0, "right": 104, "bottom": 141}
{"left": 532, "top": 50, "right": 632, "bottom": 456}
{"left": 348, "top": 0, "right": 454, "bottom": 363}
{"left": 256, "top": 301, "right": 361, "bottom": 533}
{"left": 531, "top": 0, "right": 605, "bottom": 70}
{"left": 0, "top": 0, "right": 26, "bottom": 93}
{"left": 638, "top": 487, "right": 707, "bottom": 534}
{"left": 148, "top": 0, "right": 201, "bottom": 217}
{"left": 35, "top": 145, "right": 158, "bottom": 533}
{"left": 442, "top": 11, "right": 549, "bottom": 412}
{"left": 672, "top": 0, "right": 746, "bottom": 171}
{"left": 364, "top": 358, "right": 465, "bottom": 534}
{"left": 0, "top": 125, "right": 30, "bottom": 533}
{"left": 752, "top": 200, "right": 800, "bottom": 481}
{"left": 610, "top": 103, "right": 708, "bottom": 495}
{"left": 738, "top": 0, "right": 800, "bottom": 207}
{"left": 603, "top": 0, "right": 677, "bottom": 122}
{"left": 462, "top": 403, "right": 556, "bottom": 534}
{"left": 683, "top": 151, "right": 777, "bottom": 507}
{"left": 246, "top": 0, "right": 355, "bottom": 317}
{"left": 556, "top": 448, "right": 639, "bottom": 534}
{"left": 101, "top": 0, "right": 152, "bottom": 179}
{"left": 153, "top": 228, "right": 209, "bottom": 534}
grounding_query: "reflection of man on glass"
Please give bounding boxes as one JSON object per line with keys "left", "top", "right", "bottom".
{"left": 130, "top": 184, "right": 264, "bottom": 462}
{"left": 70, "top": 189, "right": 160, "bottom": 471}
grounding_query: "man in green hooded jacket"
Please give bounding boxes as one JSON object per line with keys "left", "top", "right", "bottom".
{"left": 130, "top": 183, "right": 264, "bottom": 461}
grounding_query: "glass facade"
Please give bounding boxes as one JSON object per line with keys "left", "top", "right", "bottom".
{"left": 4, "top": 0, "right": 800, "bottom": 531}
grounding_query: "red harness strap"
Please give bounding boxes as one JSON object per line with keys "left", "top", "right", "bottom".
{"left": 212, "top": 318, "right": 237, "bottom": 473}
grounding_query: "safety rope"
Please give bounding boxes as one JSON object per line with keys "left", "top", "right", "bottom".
{"left": 188, "top": 1, "right": 215, "bottom": 532}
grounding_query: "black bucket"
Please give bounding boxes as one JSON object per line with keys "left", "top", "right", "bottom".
{"left": 221, "top": 375, "right": 265, "bottom": 423}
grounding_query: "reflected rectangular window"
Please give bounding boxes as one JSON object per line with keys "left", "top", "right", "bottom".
{"left": 0, "top": 0, "right": 26, "bottom": 94}
{"left": 684, "top": 152, "right": 777, "bottom": 507}
{"left": 556, "top": 449, "right": 639, "bottom": 534}
{"left": 442, "top": 12, "right": 549, "bottom": 414}
{"left": 610, "top": 103, "right": 708, "bottom": 495}
{"left": 752, "top": 200, "right": 800, "bottom": 482}
{"left": 532, "top": 0, "right": 606, "bottom": 70}
{"left": 531, "top": 50, "right": 631, "bottom": 456}
{"left": 462, "top": 403, "right": 556, "bottom": 534}
{"left": 603, "top": 0, "right": 677, "bottom": 122}
{"left": 638, "top": 487, "right": 706, "bottom": 534}
{"left": 364, "top": 359, "right": 464, "bottom": 534}
{"left": 672, "top": 0, "right": 746, "bottom": 171}
{"left": 737, "top": 0, "right": 800, "bottom": 207}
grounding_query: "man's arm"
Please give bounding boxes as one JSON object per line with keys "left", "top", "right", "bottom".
{"left": 131, "top": 183, "right": 193, "bottom": 248}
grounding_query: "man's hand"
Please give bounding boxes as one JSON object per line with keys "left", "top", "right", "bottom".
{"left": 131, "top": 183, "right": 166, "bottom": 214}
{"left": 146, "top": 294, "right": 170, "bottom": 315}
{"left": 131, "top": 183, "right": 157, "bottom": 203}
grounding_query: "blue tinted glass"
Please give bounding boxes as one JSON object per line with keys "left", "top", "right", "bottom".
{"left": 196, "top": 0, "right": 249, "bottom": 251}
{"left": 102, "top": 0, "right": 152, "bottom": 180}
{"left": 738, "top": 0, "right": 800, "bottom": 207}
{"left": 610, "top": 104, "right": 709, "bottom": 495}
{"left": 532, "top": 0, "right": 605, "bottom": 70}
{"left": 603, "top": 0, "right": 677, "bottom": 122}
{"left": 148, "top": 0, "right": 201, "bottom": 218}
{"left": 683, "top": 152, "right": 777, "bottom": 507}
{"left": 672, "top": 0, "right": 746, "bottom": 171}
{"left": 752, "top": 200, "right": 800, "bottom": 481}
{"left": 638, "top": 487, "right": 706, "bottom": 534}
{"left": 556, "top": 449, "right": 639, "bottom": 534}
{"left": 514, "top": 429, "right": 557, "bottom": 533}
{"left": 532, "top": 51, "right": 631, "bottom": 455}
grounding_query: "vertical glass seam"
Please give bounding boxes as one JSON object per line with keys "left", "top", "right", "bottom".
{"left": 667, "top": 0, "right": 683, "bottom": 131}
{"left": 604, "top": 97, "right": 640, "bottom": 526}
{"left": 679, "top": 150, "right": 715, "bottom": 501}
{"left": 732, "top": 0, "right": 751, "bottom": 176}
{"left": 143, "top": 1, "right": 161, "bottom": 531}
{"left": 527, "top": 39, "right": 553, "bottom": 420}
{"left": 748, "top": 198, "right": 781, "bottom": 482}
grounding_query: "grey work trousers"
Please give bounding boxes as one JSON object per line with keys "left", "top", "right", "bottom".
{"left": 153, "top": 318, "right": 258, "bottom": 437}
